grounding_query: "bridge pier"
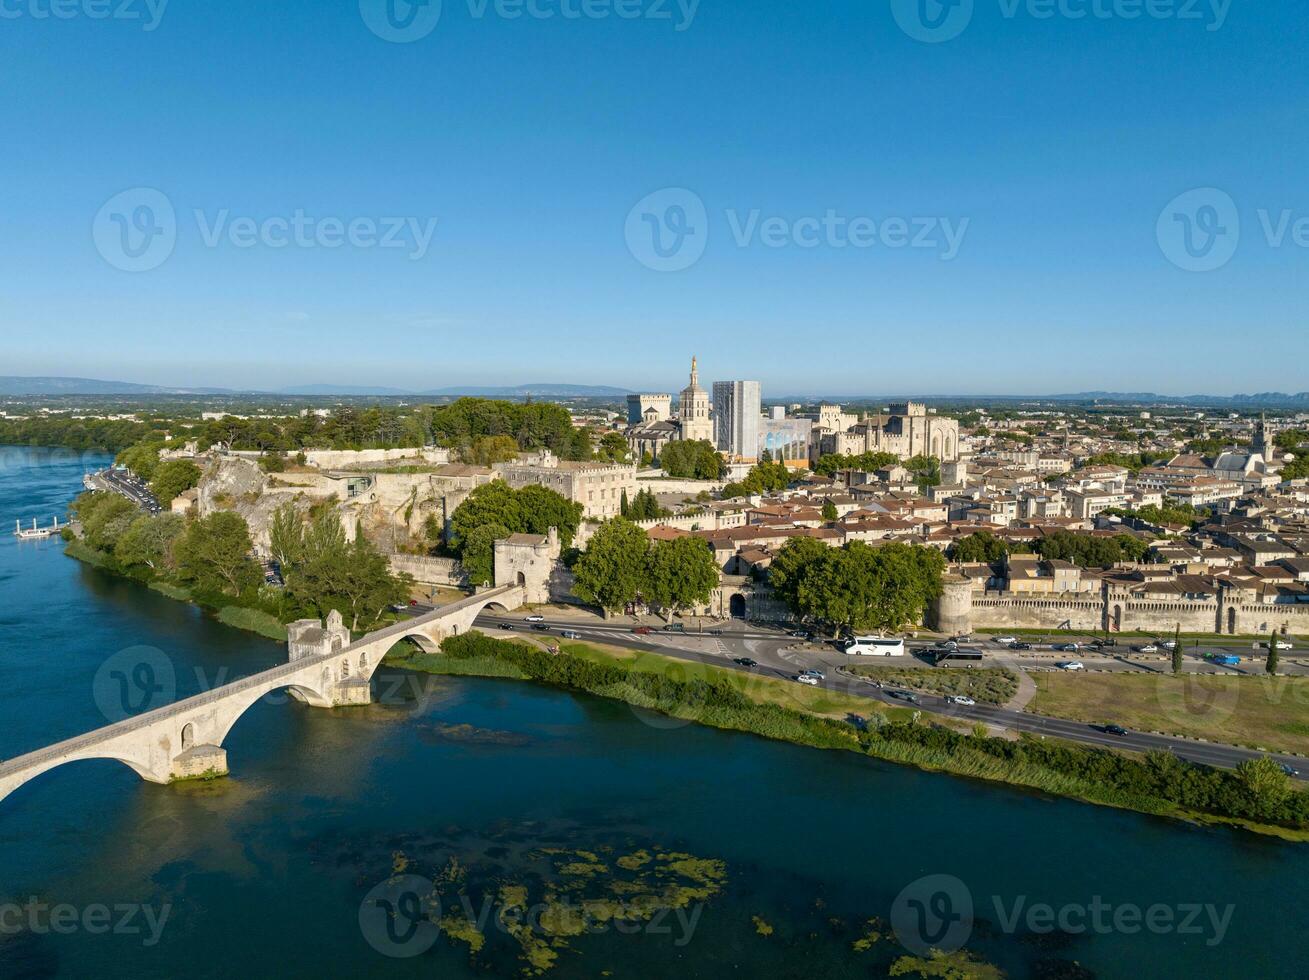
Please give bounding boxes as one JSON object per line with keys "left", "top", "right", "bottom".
{"left": 168, "top": 744, "right": 229, "bottom": 782}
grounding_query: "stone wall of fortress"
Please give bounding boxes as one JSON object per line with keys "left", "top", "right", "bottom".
{"left": 968, "top": 592, "right": 1309, "bottom": 637}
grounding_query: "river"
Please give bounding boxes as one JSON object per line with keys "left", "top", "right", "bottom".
{"left": 0, "top": 445, "right": 1304, "bottom": 979}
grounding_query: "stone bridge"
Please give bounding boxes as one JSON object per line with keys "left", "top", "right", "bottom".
{"left": 0, "top": 585, "right": 524, "bottom": 807}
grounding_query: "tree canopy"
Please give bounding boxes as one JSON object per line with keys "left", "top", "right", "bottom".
{"left": 659, "top": 440, "right": 726, "bottom": 480}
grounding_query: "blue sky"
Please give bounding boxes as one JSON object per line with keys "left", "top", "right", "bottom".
{"left": 1, "top": 0, "right": 1304, "bottom": 395}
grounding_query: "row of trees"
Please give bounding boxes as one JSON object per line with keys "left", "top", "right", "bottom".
{"left": 1033, "top": 530, "right": 1151, "bottom": 567}
{"left": 571, "top": 520, "right": 720, "bottom": 618}
{"left": 620, "top": 487, "right": 670, "bottom": 520}
{"left": 813, "top": 451, "right": 899, "bottom": 477}
{"left": 769, "top": 538, "right": 945, "bottom": 634}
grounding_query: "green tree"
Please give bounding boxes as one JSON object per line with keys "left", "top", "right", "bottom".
{"left": 114, "top": 513, "right": 185, "bottom": 573}
{"left": 813, "top": 451, "right": 899, "bottom": 478}
{"left": 269, "top": 503, "right": 305, "bottom": 572}
{"left": 1268, "top": 632, "right": 1281, "bottom": 676}
{"left": 821, "top": 500, "right": 839, "bottom": 522}
{"left": 643, "top": 537, "right": 719, "bottom": 619}
{"left": 115, "top": 441, "right": 164, "bottom": 481}
{"left": 571, "top": 519, "right": 650, "bottom": 615}
{"left": 1236, "top": 756, "right": 1291, "bottom": 813}
{"left": 1172, "top": 625, "right": 1183, "bottom": 675}
{"left": 174, "top": 511, "right": 261, "bottom": 597}
{"left": 73, "top": 491, "right": 139, "bottom": 552}
{"left": 659, "top": 440, "right": 725, "bottom": 480}
{"left": 149, "top": 459, "right": 202, "bottom": 505}
{"left": 461, "top": 523, "right": 511, "bottom": 587}
{"left": 463, "top": 435, "right": 521, "bottom": 466}
{"left": 949, "top": 531, "right": 1008, "bottom": 563}
{"left": 448, "top": 482, "right": 524, "bottom": 551}
{"left": 597, "top": 432, "right": 630, "bottom": 463}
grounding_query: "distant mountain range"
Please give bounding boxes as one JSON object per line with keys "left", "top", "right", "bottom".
{"left": 0, "top": 376, "right": 632, "bottom": 399}
{"left": 2, "top": 376, "right": 1307, "bottom": 407}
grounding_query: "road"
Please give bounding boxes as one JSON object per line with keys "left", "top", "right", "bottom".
{"left": 465, "top": 611, "right": 1306, "bottom": 775}
{"left": 91, "top": 469, "right": 162, "bottom": 515}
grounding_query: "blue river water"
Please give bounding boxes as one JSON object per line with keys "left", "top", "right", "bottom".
{"left": 0, "top": 445, "right": 1305, "bottom": 979}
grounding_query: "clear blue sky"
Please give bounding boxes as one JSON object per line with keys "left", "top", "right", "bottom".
{"left": 2, "top": 0, "right": 1304, "bottom": 395}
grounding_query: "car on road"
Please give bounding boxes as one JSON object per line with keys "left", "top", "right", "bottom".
{"left": 1008, "top": 641, "right": 1033, "bottom": 651}
{"left": 1204, "top": 653, "right": 1241, "bottom": 666}
{"left": 561, "top": 630, "right": 581, "bottom": 640}
{"left": 887, "top": 690, "right": 920, "bottom": 704}
{"left": 1088, "top": 639, "right": 1115, "bottom": 650}
{"left": 707, "top": 629, "right": 724, "bottom": 636}
{"left": 795, "top": 674, "right": 820, "bottom": 686}
{"left": 1259, "top": 639, "right": 1295, "bottom": 650}
{"left": 663, "top": 623, "right": 686, "bottom": 633}
{"left": 945, "top": 695, "right": 976, "bottom": 706}
{"left": 531, "top": 624, "right": 550, "bottom": 632}
{"left": 1052, "top": 642, "right": 1080, "bottom": 653}
{"left": 733, "top": 657, "right": 758, "bottom": 667}
{"left": 525, "top": 615, "right": 546, "bottom": 623}
{"left": 800, "top": 668, "right": 825, "bottom": 680}
{"left": 632, "top": 626, "right": 652, "bottom": 635}
{"left": 1134, "top": 643, "right": 1160, "bottom": 653}
{"left": 993, "top": 636, "right": 1017, "bottom": 645}
{"left": 789, "top": 629, "right": 811, "bottom": 639}
{"left": 1101, "top": 724, "right": 1129, "bottom": 737}
{"left": 1055, "top": 661, "right": 1085, "bottom": 671}
{"left": 1281, "top": 764, "right": 1300, "bottom": 778}
{"left": 1160, "top": 639, "right": 1177, "bottom": 650}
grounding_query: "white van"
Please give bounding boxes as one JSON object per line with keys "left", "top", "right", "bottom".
{"left": 844, "top": 637, "right": 906, "bottom": 657}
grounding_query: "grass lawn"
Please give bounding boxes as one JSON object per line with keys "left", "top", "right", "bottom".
{"left": 1030, "top": 672, "right": 1309, "bottom": 756}
{"left": 846, "top": 665, "right": 1018, "bottom": 704}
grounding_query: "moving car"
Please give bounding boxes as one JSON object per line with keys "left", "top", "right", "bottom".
{"left": 1281, "top": 764, "right": 1300, "bottom": 778}
{"left": 1102, "top": 724, "right": 1129, "bottom": 737}
{"left": 789, "top": 629, "right": 812, "bottom": 639}
{"left": 1259, "top": 639, "right": 1295, "bottom": 650}
{"left": 800, "top": 668, "right": 825, "bottom": 680}
{"left": 1203, "top": 652, "right": 1241, "bottom": 666}
{"left": 525, "top": 614, "right": 546, "bottom": 623}
{"left": 1008, "top": 641, "right": 1033, "bottom": 651}
{"left": 887, "top": 690, "right": 920, "bottom": 704}
{"left": 1055, "top": 661, "right": 1085, "bottom": 671}
{"left": 1053, "top": 642, "right": 1080, "bottom": 653}
{"left": 561, "top": 630, "right": 581, "bottom": 640}
{"left": 532, "top": 624, "right": 550, "bottom": 632}
{"left": 993, "top": 636, "right": 1017, "bottom": 645}
{"left": 632, "top": 626, "right": 652, "bottom": 635}
{"left": 946, "top": 695, "right": 976, "bottom": 706}
{"left": 1134, "top": 643, "right": 1159, "bottom": 653}
{"left": 733, "top": 657, "right": 758, "bottom": 667}
{"left": 795, "top": 674, "right": 820, "bottom": 686}
{"left": 663, "top": 623, "right": 686, "bottom": 633}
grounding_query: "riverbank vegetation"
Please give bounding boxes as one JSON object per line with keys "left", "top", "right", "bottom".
{"left": 66, "top": 490, "right": 410, "bottom": 639}
{"left": 392, "top": 632, "right": 1309, "bottom": 837}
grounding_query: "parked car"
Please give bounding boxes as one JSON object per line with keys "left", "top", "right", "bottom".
{"left": 1102, "top": 723, "right": 1129, "bottom": 737}
{"left": 1008, "top": 641, "right": 1033, "bottom": 651}
{"left": 1053, "top": 642, "right": 1080, "bottom": 653}
{"left": 795, "top": 674, "right": 820, "bottom": 686}
{"left": 1134, "top": 643, "right": 1160, "bottom": 653}
{"left": 993, "top": 636, "right": 1017, "bottom": 645}
{"left": 1056, "top": 661, "right": 1085, "bottom": 671}
{"left": 525, "top": 614, "right": 546, "bottom": 623}
{"left": 632, "top": 626, "right": 652, "bottom": 635}
{"left": 946, "top": 695, "right": 976, "bottom": 706}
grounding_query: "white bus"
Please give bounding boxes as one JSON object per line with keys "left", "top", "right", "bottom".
{"left": 844, "top": 636, "right": 906, "bottom": 657}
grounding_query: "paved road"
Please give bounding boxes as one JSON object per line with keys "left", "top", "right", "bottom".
{"left": 470, "top": 612, "right": 1306, "bottom": 775}
{"left": 92, "top": 469, "right": 162, "bottom": 515}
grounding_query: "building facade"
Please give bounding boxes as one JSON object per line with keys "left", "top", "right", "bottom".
{"left": 713, "top": 380, "right": 762, "bottom": 461}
